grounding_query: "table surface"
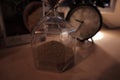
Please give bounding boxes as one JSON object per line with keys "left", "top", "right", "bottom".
{"left": 0, "top": 28, "right": 120, "bottom": 80}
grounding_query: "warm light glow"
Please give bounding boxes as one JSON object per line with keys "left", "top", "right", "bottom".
{"left": 92, "top": 31, "right": 104, "bottom": 40}
{"left": 60, "top": 31, "right": 69, "bottom": 41}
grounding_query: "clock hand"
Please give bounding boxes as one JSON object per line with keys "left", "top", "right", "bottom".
{"left": 74, "top": 19, "right": 84, "bottom": 31}
{"left": 75, "top": 19, "right": 84, "bottom": 24}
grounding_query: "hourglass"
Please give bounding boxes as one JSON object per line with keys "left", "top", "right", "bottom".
{"left": 31, "top": 0, "right": 76, "bottom": 72}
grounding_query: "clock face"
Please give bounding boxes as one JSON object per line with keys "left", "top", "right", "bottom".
{"left": 67, "top": 5, "right": 102, "bottom": 40}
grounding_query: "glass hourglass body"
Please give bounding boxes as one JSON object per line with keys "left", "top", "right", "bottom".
{"left": 31, "top": 0, "right": 76, "bottom": 72}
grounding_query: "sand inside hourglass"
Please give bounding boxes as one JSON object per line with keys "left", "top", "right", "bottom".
{"left": 35, "top": 40, "right": 74, "bottom": 72}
